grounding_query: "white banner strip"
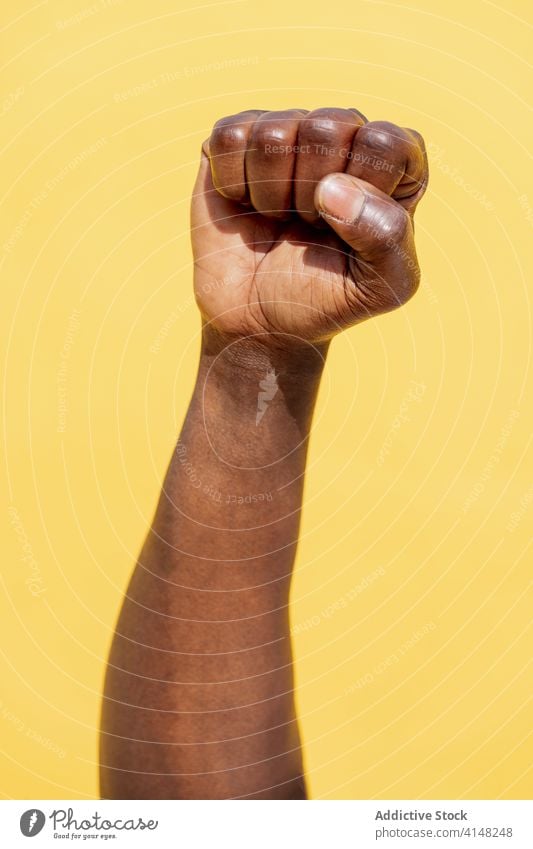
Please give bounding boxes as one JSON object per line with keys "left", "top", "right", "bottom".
{"left": 1, "top": 800, "right": 531, "bottom": 848}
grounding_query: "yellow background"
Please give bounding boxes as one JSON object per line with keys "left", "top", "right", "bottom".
{"left": 1, "top": 0, "right": 531, "bottom": 800}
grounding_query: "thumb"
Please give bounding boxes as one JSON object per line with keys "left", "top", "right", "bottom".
{"left": 314, "top": 173, "right": 421, "bottom": 309}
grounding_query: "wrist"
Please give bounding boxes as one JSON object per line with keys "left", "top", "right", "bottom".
{"left": 200, "top": 322, "right": 329, "bottom": 384}
{"left": 193, "top": 323, "right": 328, "bottom": 442}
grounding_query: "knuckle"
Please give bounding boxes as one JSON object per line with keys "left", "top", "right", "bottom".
{"left": 349, "top": 106, "right": 368, "bottom": 124}
{"left": 370, "top": 204, "right": 411, "bottom": 253}
{"left": 404, "top": 129, "right": 428, "bottom": 179}
{"left": 251, "top": 119, "right": 295, "bottom": 151}
{"left": 300, "top": 108, "right": 354, "bottom": 145}
{"left": 357, "top": 120, "right": 408, "bottom": 154}
{"left": 211, "top": 127, "right": 243, "bottom": 155}
{"left": 211, "top": 111, "right": 257, "bottom": 152}
{"left": 406, "top": 127, "right": 426, "bottom": 150}
{"left": 384, "top": 204, "right": 411, "bottom": 242}
{"left": 302, "top": 119, "right": 339, "bottom": 147}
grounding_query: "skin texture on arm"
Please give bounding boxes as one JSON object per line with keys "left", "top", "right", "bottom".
{"left": 99, "top": 107, "right": 428, "bottom": 799}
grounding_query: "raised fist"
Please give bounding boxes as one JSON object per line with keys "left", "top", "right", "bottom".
{"left": 191, "top": 107, "right": 428, "bottom": 346}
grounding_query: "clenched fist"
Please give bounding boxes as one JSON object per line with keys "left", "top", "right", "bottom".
{"left": 191, "top": 108, "right": 428, "bottom": 346}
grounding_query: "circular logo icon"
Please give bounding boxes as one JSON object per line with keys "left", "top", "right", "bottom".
{"left": 20, "top": 810, "right": 46, "bottom": 837}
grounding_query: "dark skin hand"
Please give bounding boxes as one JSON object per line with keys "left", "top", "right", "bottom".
{"left": 99, "top": 108, "right": 428, "bottom": 799}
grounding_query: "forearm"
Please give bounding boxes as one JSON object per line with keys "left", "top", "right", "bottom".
{"left": 100, "top": 327, "right": 327, "bottom": 799}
